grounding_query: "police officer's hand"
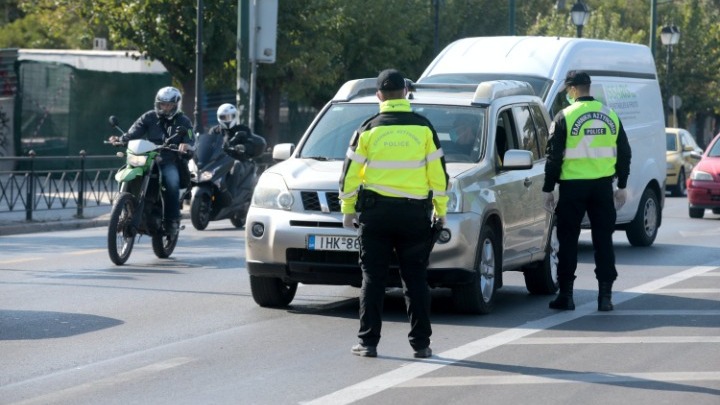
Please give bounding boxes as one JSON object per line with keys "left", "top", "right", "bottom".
{"left": 614, "top": 188, "right": 627, "bottom": 210}
{"left": 342, "top": 213, "right": 358, "bottom": 229}
{"left": 543, "top": 192, "right": 556, "bottom": 213}
{"left": 433, "top": 215, "right": 446, "bottom": 228}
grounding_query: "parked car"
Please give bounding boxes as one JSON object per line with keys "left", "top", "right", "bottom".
{"left": 245, "top": 79, "right": 558, "bottom": 314}
{"left": 687, "top": 132, "right": 720, "bottom": 218}
{"left": 666, "top": 127, "right": 703, "bottom": 196}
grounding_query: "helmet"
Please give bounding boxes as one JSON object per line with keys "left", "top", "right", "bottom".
{"left": 154, "top": 86, "right": 182, "bottom": 119}
{"left": 216, "top": 103, "right": 239, "bottom": 129}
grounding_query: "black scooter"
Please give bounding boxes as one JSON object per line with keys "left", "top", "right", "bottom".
{"left": 188, "top": 131, "right": 257, "bottom": 230}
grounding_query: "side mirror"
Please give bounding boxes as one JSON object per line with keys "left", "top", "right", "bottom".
{"left": 109, "top": 116, "right": 119, "bottom": 127}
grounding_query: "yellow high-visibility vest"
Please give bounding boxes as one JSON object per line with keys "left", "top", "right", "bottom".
{"left": 561, "top": 100, "right": 620, "bottom": 180}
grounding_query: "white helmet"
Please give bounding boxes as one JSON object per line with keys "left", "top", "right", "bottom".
{"left": 154, "top": 86, "right": 182, "bottom": 118}
{"left": 217, "top": 103, "right": 239, "bottom": 129}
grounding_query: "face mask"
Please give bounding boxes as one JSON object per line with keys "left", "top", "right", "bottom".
{"left": 565, "top": 89, "right": 575, "bottom": 104}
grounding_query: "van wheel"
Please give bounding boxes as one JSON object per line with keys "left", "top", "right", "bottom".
{"left": 689, "top": 206, "right": 704, "bottom": 218}
{"left": 249, "top": 275, "right": 297, "bottom": 307}
{"left": 452, "top": 226, "right": 499, "bottom": 314}
{"left": 671, "top": 170, "right": 686, "bottom": 196}
{"left": 524, "top": 215, "right": 558, "bottom": 295}
{"left": 625, "top": 188, "right": 659, "bottom": 247}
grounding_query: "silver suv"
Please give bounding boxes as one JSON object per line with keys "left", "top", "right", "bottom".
{"left": 245, "top": 79, "right": 558, "bottom": 314}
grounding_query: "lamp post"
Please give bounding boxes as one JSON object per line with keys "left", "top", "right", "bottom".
{"left": 570, "top": 1, "right": 590, "bottom": 38}
{"left": 660, "top": 23, "right": 681, "bottom": 127}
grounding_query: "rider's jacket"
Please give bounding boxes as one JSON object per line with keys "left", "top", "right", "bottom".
{"left": 208, "top": 124, "right": 267, "bottom": 161}
{"left": 122, "top": 110, "right": 194, "bottom": 164}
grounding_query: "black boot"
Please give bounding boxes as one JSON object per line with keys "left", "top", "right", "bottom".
{"left": 598, "top": 281, "right": 614, "bottom": 311}
{"left": 549, "top": 280, "right": 575, "bottom": 310}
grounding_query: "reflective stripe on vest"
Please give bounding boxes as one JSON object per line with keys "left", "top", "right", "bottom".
{"left": 561, "top": 100, "right": 619, "bottom": 180}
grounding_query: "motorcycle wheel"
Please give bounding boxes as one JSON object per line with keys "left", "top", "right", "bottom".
{"left": 152, "top": 229, "right": 179, "bottom": 259}
{"left": 190, "top": 192, "right": 212, "bottom": 231}
{"left": 107, "top": 192, "right": 137, "bottom": 265}
{"left": 230, "top": 210, "right": 247, "bottom": 228}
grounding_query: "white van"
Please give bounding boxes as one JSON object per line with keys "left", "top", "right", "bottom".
{"left": 419, "top": 36, "right": 666, "bottom": 246}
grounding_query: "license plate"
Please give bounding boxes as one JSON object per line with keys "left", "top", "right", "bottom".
{"left": 307, "top": 235, "right": 360, "bottom": 251}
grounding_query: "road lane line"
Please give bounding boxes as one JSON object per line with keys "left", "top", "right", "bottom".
{"left": 511, "top": 336, "right": 720, "bottom": 344}
{"left": 302, "top": 264, "right": 719, "bottom": 405}
{"left": 590, "top": 310, "right": 720, "bottom": 316}
{"left": 397, "top": 371, "right": 720, "bottom": 388}
{"left": 8, "top": 357, "right": 195, "bottom": 405}
{"left": 654, "top": 288, "right": 720, "bottom": 294}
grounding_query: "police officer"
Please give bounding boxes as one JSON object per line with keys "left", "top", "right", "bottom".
{"left": 339, "top": 69, "right": 449, "bottom": 358}
{"left": 109, "top": 86, "right": 194, "bottom": 235}
{"left": 543, "top": 71, "right": 631, "bottom": 312}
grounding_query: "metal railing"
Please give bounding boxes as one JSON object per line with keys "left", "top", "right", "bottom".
{"left": 0, "top": 151, "right": 275, "bottom": 222}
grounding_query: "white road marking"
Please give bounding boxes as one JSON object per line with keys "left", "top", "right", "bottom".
{"left": 589, "top": 310, "right": 720, "bottom": 316}
{"left": 302, "top": 264, "right": 719, "bottom": 405}
{"left": 397, "top": 371, "right": 720, "bottom": 388}
{"left": 9, "top": 357, "right": 195, "bottom": 405}
{"left": 654, "top": 288, "right": 720, "bottom": 294}
{"left": 511, "top": 336, "right": 720, "bottom": 344}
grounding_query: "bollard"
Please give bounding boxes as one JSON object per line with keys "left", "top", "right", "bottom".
{"left": 77, "top": 150, "right": 86, "bottom": 218}
{"left": 26, "top": 150, "right": 35, "bottom": 221}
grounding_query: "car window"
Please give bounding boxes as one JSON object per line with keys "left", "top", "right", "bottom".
{"left": 513, "top": 105, "right": 541, "bottom": 160}
{"left": 709, "top": 137, "right": 720, "bottom": 157}
{"left": 529, "top": 104, "right": 549, "bottom": 156}
{"left": 300, "top": 103, "right": 487, "bottom": 163}
{"left": 666, "top": 133, "right": 677, "bottom": 151}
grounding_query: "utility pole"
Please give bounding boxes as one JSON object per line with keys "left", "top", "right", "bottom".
{"left": 236, "top": 0, "right": 251, "bottom": 127}
{"left": 194, "top": 0, "right": 204, "bottom": 135}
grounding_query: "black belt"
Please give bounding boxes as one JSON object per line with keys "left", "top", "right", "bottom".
{"left": 365, "top": 191, "right": 429, "bottom": 205}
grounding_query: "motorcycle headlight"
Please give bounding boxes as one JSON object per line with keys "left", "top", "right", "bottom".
{"left": 127, "top": 153, "right": 147, "bottom": 167}
{"left": 199, "top": 171, "right": 213, "bottom": 182}
{"left": 252, "top": 173, "right": 294, "bottom": 210}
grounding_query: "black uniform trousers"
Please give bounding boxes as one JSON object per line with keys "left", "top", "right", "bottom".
{"left": 357, "top": 194, "right": 433, "bottom": 350}
{"left": 556, "top": 177, "right": 618, "bottom": 284}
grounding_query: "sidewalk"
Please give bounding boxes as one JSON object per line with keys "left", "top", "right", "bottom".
{"left": 0, "top": 206, "right": 112, "bottom": 236}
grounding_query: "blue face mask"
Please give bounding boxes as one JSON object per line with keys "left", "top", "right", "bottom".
{"left": 565, "top": 91, "right": 575, "bottom": 104}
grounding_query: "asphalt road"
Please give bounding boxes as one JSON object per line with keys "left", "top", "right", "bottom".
{"left": 0, "top": 196, "right": 719, "bottom": 404}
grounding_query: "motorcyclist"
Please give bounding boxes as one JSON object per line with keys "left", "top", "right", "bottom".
{"left": 108, "top": 86, "right": 194, "bottom": 235}
{"left": 207, "top": 103, "right": 267, "bottom": 194}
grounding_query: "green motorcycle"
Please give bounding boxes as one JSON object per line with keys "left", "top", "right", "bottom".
{"left": 106, "top": 115, "right": 188, "bottom": 265}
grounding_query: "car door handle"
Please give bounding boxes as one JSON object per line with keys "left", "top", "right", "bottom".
{"left": 524, "top": 178, "right": 532, "bottom": 187}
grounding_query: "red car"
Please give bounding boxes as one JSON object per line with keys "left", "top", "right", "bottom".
{"left": 687, "top": 132, "right": 720, "bottom": 218}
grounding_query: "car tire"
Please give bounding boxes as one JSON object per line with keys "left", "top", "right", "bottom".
{"left": 626, "top": 187, "right": 660, "bottom": 247}
{"left": 524, "top": 215, "right": 558, "bottom": 295}
{"left": 249, "top": 275, "right": 298, "bottom": 307}
{"left": 671, "top": 170, "right": 686, "bottom": 197}
{"left": 451, "top": 226, "right": 500, "bottom": 314}
{"left": 689, "top": 206, "right": 704, "bottom": 218}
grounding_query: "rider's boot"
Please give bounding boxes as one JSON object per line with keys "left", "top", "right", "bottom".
{"left": 164, "top": 219, "right": 180, "bottom": 236}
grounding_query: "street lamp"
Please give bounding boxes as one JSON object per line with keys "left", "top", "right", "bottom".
{"left": 570, "top": 1, "right": 590, "bottom": 38}
{"left": 660, "top": 23, "right": 681, "bottom": 127}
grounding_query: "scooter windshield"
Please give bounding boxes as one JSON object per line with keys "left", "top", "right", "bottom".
{"left": 195, "top": 132, "right": 228, "bottom": 167}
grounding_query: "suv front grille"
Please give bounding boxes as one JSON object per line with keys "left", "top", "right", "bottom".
{"left": 301, "top": 191, "right": 341, "bottom": 212}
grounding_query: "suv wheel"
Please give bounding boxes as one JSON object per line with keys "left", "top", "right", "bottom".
{"left": 249, "top": 276, "right": 298, "bottom": 307}
{"left": 625, "top": 188, "right": 659, "bottom": 246}
{"left": 523, "top": 215, "right": 558, "bottom": 294}
{"left": 451, "top": 226, "right": 499, "bottom": 314}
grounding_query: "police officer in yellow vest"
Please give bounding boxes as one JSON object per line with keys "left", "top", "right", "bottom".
{"left": 339, "top": 69, "right": 449, "bottom": 358}
{"left": 543, "top": 70, "right": 631, "bottom": 312}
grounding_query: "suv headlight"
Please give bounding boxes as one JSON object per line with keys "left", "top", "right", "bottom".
{"left": 251, "top": 172, "right": 294, "bottom": 210}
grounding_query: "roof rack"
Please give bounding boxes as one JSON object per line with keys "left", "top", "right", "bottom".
{"left": 332, "top": 78, "right": 377, "bottom": 101}
{"left": 471, "top": 80, "right": 534, "bottom": 105}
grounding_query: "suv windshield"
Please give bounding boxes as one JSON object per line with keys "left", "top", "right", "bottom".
{"left": 300, "top": 103, "right": 487, "bottom": 163}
